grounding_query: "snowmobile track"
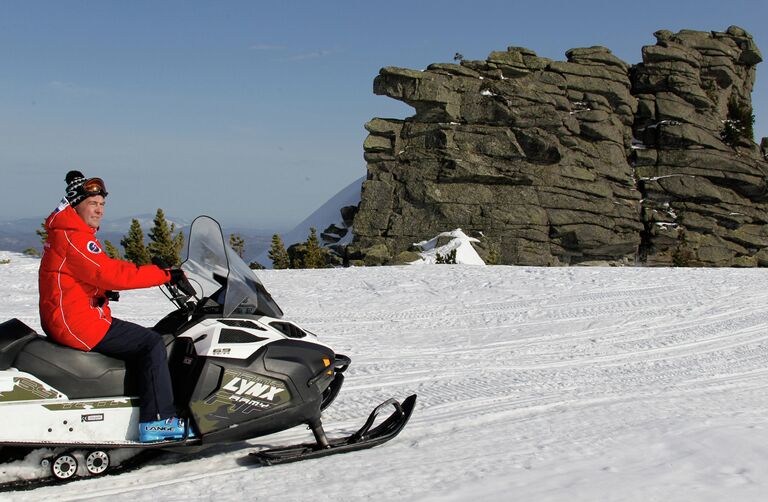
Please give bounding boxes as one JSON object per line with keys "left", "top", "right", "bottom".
{"left": 0, "top": 449, "right": 161, "bottom": 493}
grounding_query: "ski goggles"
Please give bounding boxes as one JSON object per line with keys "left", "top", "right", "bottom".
{"left": 81, "top": 177, "right": 108, "bottom": 197}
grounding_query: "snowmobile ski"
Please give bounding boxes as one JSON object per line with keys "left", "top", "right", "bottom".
{"left": 250, "top": 394, "right": 417, "bottom": 466}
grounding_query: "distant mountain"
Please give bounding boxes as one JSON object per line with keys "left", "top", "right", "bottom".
{"left": 0, "top": 214, "right": 275, "bottom": 261}
{"left": 96, "top": 213, "right": 191, "bottom": 234}
{"left": 0, "top": 217, "right": 49, "bottom": 254}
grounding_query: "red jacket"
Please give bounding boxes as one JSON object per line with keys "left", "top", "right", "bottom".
{"left": 38, "top": 202, "right": 170, "bottom": 351}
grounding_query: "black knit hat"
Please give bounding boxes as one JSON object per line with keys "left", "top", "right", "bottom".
{"left": 64, "top": 170, "right": 88, "bottom": 207}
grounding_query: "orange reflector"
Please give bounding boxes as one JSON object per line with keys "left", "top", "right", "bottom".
{"left": 322, "top": 358, "right": 331, "bottom": 367}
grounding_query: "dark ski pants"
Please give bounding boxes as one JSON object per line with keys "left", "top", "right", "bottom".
{"left": 93, "top": 318, "right": 176, "bottom": 423}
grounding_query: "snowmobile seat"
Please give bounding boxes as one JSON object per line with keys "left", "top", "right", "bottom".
{"left": 12, "top": 338, "right": 138, "bottom": 399}
{"left": 0, "top": 318, "right": 40, "bottom": 370}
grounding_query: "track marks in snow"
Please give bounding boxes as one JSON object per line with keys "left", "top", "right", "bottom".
{"left": 262, "top": 265, "right": 768, "bottom": 470}
{"left": 264, "top": 266, "right": 768, "bottom": 457}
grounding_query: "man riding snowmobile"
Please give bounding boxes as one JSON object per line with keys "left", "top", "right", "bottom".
{"left": 38, "top": 170, "right": 192, "bottom": 442}
{"left": 0, "top": 209, "right": 415, "bottom": 483}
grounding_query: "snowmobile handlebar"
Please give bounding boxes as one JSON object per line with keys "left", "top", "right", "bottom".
{"left": 173, "top": 274, "right": 197, "bottom": 298}
{"left": 162, "top": 274, "right": 198, "bottom": 311}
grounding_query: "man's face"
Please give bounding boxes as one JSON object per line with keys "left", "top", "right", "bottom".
{"left": 75, "top": 195, "right": 105, "bottom": 229}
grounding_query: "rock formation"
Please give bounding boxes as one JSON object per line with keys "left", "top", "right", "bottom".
{"left": 348, "top": 26, "right": 768, "bottom": 266}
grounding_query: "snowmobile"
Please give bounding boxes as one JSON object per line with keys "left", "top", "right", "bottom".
{"left": 0, "top": 215, "right": 416, "bottom": 481}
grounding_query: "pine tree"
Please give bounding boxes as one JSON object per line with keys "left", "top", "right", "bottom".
{"left": 229, "top": 233, "right": 245, "bottom": 258}
{"left": 486, "top": 245, "right": 501, "bottom": 265}
{"left": 36, "top": 221, "right": 47, "bottom": 246}
{"left": 435, "top": 249, "right": 457, "bottom": 264}
{"left": 672, "top": 230, "right": 694, "bottom": 267}
{"left": 104, "top": 240, "right": 121, "bottom": 259}
{"left": 287, "top": 242, "right": 307, "bottom": 269}
{"left": 303, "top": 227, "right": 326, "bottom": 269}
{"left": 148, "top": 208, "right": 184, "bottom": 266}
{"left": 268, "top": 234, "right": 290, "bottom": 269}
{"left": 172, "top": 230, "right": 185, "bottom": 264}
{"left": 121, "top": 219, "right": 150, "bottom": 265}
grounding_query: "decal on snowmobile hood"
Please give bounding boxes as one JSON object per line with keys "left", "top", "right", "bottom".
{"left": 190, "top": 369, "right": 291, "bottom": 434}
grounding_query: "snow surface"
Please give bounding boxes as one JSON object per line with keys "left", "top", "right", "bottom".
{"left": 2, "top": 249, "right": 768, "bottom": 501}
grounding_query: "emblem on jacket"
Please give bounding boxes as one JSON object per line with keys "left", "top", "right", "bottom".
{"left": 87, "top": 241, "right": 102, "bottom": 254}
{"left": 54, "top": 198, "right": 68, "bottom": 213}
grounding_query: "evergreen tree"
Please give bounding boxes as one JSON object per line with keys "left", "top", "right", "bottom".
{"left": 172, "top": 230, "right": 185, "bottom": 264}
{"left": 672, "top": 230, "right": 694, "bottom": 267}
{"left": 303, "top": 227, "right": 326, "bottom": 269}
{"left": 148, "top": 208, "right": 184, "bottom": 266}
{"left": 36, "top": 221, "right": 48, "bottom": 247}
{"left": 435, "top": 249, "right": 457, "bottom": 264}
{"left": 121, "top": 219, "right": 150, "bottom": 265}
{"left": 268, "top": 234, "right": 290, "bottom": 270}
{"left": 229, "top": 233, "right": 245, "bottom": 258}
{"left": 287, "top": 242, "right": 307, "bottom": 269}
{"left": 721, "top": 97, "right": 755, "bottom": 147}
{"left": 104, "top": 240, "right": 121, "bottom": 259}
{"left": 486, "top": 245, "right": 501, "bottom": 265}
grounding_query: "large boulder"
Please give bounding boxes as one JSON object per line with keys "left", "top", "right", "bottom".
{"left": 633, "top": 27, "right": 768, "bottom": 266}
{"left": 349, "top": 27, "right": 768, "bottom": 267}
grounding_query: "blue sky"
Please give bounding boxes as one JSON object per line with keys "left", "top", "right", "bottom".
{"left": 1, "top": 0, "right": 766, "bottom": 229}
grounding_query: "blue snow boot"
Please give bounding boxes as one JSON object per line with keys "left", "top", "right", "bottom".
{"left": 139, "top": 417, "right": 195, "bottom": 443}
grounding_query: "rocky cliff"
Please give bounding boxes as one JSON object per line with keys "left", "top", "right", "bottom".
{"left": 347, "top": 26, "right": 768, "bottom": 266}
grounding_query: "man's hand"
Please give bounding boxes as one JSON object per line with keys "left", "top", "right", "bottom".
{"left": 168, "top": 268, "right": 196, "bottom": 297}
{"left": 152, "top": 257, "right": 171, "bottom": 270}
{"left": 152, "top": 257, "right": 195, "bottom": 296}
{"left": 169, "top": 269, "right": 186, "bottom": 285}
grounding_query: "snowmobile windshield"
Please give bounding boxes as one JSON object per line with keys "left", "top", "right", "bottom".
{"left": 181, "top": 216, "right": 283, "bottom": 319}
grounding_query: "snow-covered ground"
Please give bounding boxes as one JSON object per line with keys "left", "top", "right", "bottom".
{"left": 1, "top": 249, "right": 768, "bottom": 501}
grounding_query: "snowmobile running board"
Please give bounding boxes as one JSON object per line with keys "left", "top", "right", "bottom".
{"left": 250, "top": 394, "right": 417, "bottom": 466}
{"left": 0, "top": 435, "right": 200, "bottom": 449}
